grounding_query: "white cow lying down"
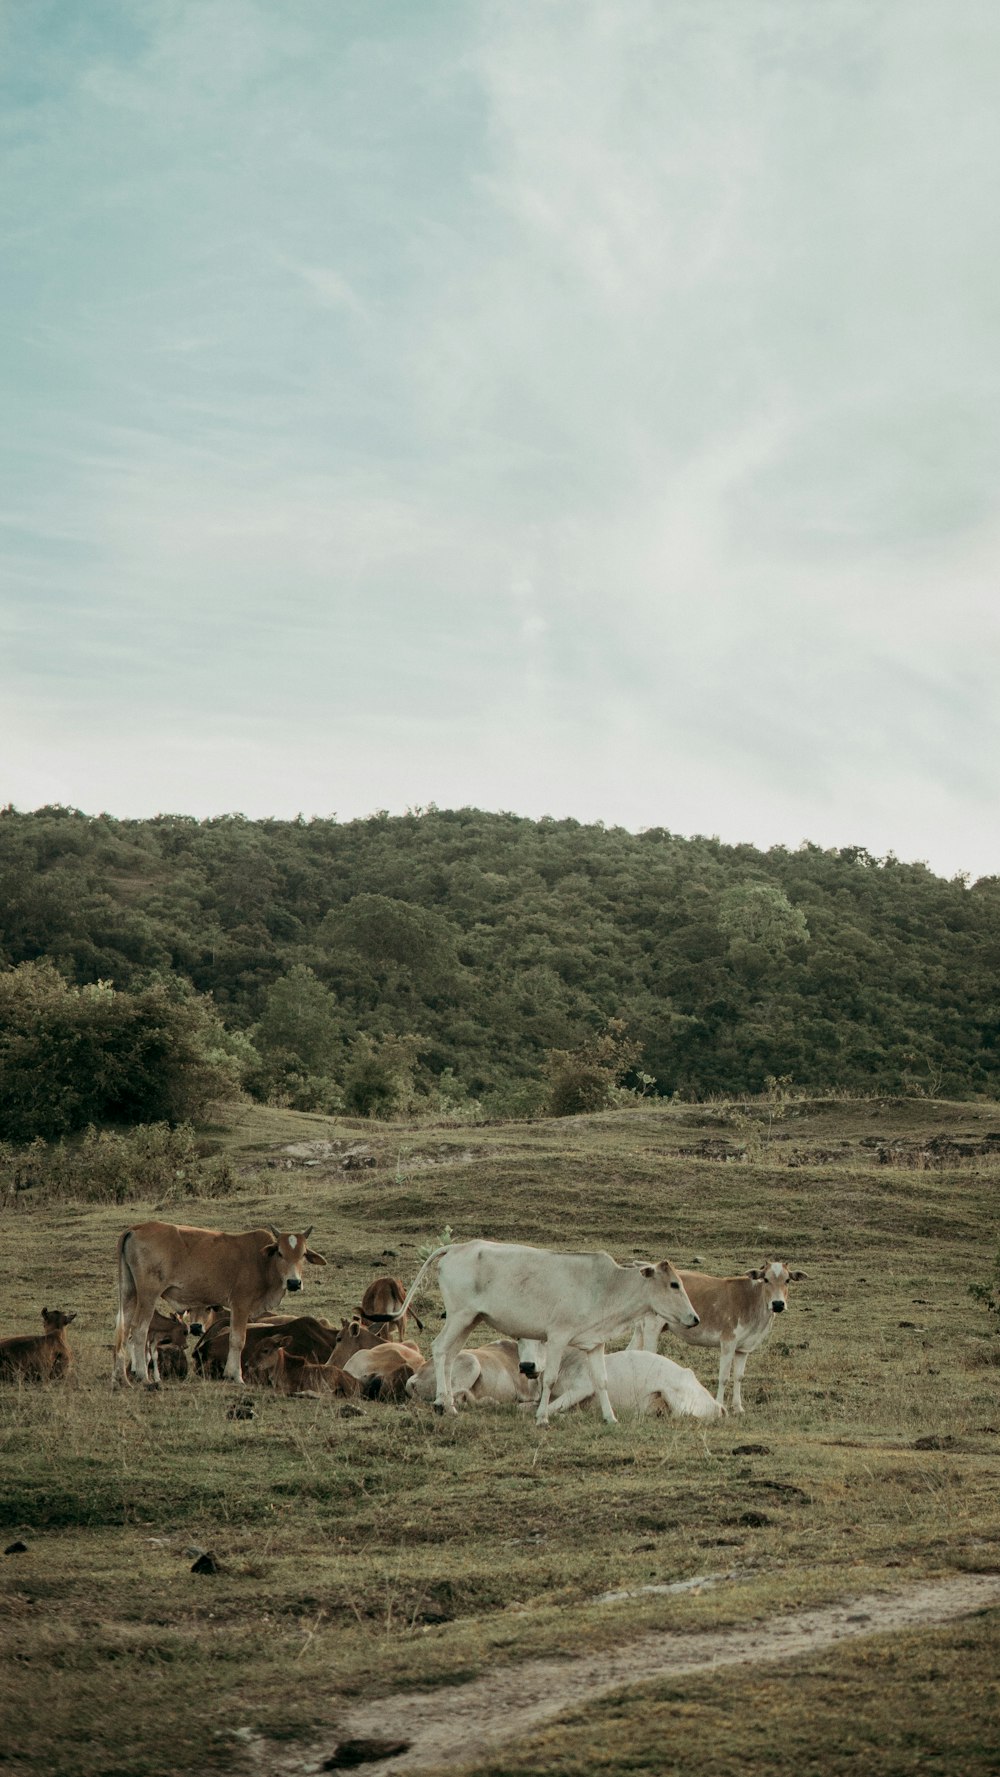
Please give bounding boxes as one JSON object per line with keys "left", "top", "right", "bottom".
{"left": 548, "top": 1348, "right": 724, "bottom": 1420}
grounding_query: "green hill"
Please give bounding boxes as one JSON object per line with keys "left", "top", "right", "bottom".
{"left": 2, "top": 803, "right": 998, "bottom": 1129}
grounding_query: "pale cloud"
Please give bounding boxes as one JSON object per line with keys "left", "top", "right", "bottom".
{"left": 2, "top": 0, "right": 999, "bottom": 879}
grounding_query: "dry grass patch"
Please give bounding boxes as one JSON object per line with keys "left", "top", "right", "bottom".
{"left": 1, "top": 1097, "right": 998, "bottom": 1775}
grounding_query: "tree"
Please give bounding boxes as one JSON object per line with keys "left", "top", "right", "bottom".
{"left": 0, "top": 962, "right": 244, "bottom": 1142}
{"left": 545, "top": 1020, "right": 643, "bottom": 1117}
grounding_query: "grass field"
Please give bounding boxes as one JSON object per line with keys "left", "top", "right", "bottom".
{"left": 1, "top": 1095, "right": 998, "bottom": 1776}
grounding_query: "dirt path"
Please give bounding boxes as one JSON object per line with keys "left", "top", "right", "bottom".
{"left": 279, "top": 1572, "right": 1000, "bottom": 1776}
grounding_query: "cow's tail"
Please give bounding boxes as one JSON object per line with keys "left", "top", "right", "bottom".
{"left": 114, "top": 1230, "right": 137, "bottom": 1369}
{"left": 361, "top": 1246, "right": 450, "bottom": 1324}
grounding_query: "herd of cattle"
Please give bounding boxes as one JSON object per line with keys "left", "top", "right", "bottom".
{"left": 0, "top": 1217, "right": 807, "bottom": 1424}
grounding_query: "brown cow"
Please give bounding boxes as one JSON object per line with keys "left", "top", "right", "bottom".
{"left": 632, "top": 1259, "right": 808, "bottom": 1413}
{"left": 0, "top": 1309, "right": 76, "bottom": 1382}
{"left": 193, "top": 1314, "right": 333, "bottom": 1380}
{"left": 145, "top": 1310, "right": 191, "bottom": 1383}
{"left": 407, "top": 1339, "right": 539, "bottom": 1407}
{"left": 343, "top": 1342, "right": 424, "bottom": 1401}
{"left": 257, "top": 1347, "right": 362, "bottom": 1398}
{"left": 359, "top": 1276, "right": 423, "bottom": 1343}
{"left": 114, "top": 1222, "right": 327, "bottom": 1386}
{"left": 194, "top": 1313, "right": 379, "bottom": 1381}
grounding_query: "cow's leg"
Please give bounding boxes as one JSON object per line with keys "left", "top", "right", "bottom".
{"left": 582, "top": 1345, "right": 616, "bottom": 1423}
{"left": 125, "top": 1295, "right": 158, "bottom": 1384}
{"left": 546, "top": 1372, "right": 596, "bottom": 1417}
{"left": 730, "top": 1349, "right": 750, "bottom": 1414}
{"left": 716, "top": 1341, "right": 737, "bottom": 1409}
{"left": 430, "top": 1316, "right": 477, "bottom": 1415}
{"left": 148, "top": 1341, "right": 162, "bottom": 1385}
{"left": 629, "top": 1313, "right": 663, "bottom": 1353}
{"left": 224, "top": 1314, "right": 249, "bottom": 1383}
{"left": 535, "top": 1337, "right": 577, "bottom": 1426}
{"left": 113, "top": 1314, "right": 131, "bottom": 1387}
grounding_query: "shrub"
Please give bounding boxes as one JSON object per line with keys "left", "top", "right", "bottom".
{"left": 0, "top": 962, "right": 246, "bottom": 1142}
{"left": 544, "top": 1020, "right": 643, "bottom": 1117}
{"left": 0, "top": 1122, "right": 238, "bottom": 1206}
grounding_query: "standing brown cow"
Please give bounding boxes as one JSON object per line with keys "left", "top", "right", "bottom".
{"left": 114, "top": 1222, "right": 327, "bottom": 1386}
{"left": 632, "top": 1259, "right": 808, "bottom": 1412}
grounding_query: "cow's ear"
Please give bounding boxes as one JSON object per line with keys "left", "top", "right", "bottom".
{"left": 788, "top": 1269, "right": 809, "bottom": 1281}
{"left": 262, "top": 1241, "right": 280, "bottom": 1258}
{"left": 305, "top": 1246, "right": 327, "bottom": 1266}
{"left": 64, "top": 1313, "right": 77, "bottom": 1325}
{"left": 638, "top": 1264, "right": 655, "bottom": 1278}
{"left": 747, "top": 1267, "right": 765, "bottom": 1280}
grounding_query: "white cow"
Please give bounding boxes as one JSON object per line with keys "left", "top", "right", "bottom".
{"left": 631, "top": 1259, "right": 808, "bottom": 1413}
{"left": 548, "top": 1347, "right": 724, "bottom": 1420}
{"left": 386, "top": 1240, "right": 700, "bottom": 1425}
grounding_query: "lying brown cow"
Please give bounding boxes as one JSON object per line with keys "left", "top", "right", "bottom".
{"left": 114, "top": 1221, "right": 327, "bottom": 1386}
{"left": 257, "top": 1347, "right": 362, "bottom": 1398}
{"left": 407, "top": 1340, "right": 538, "bottom": 1407}
{"left": 193, "top": 1313, "right": 333, "bottom": 1380}
{"left": 0, "top": 1309, "right": 76, "bottom": 1382}
{"left": 194, "top": 1313, "right": 379, "bottom": 1381}
{"left": 343, "top": 1342, "right": 425, "bottom": 1401}
{"left": 359, "top": 1276, "right": 423, "bottom": 1343}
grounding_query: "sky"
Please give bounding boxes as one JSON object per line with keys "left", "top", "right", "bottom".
{"left": 2, "top": 0, "right": 999, "bottom": 881}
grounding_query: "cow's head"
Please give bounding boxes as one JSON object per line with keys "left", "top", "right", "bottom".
{"left": 638, "top": 1261, "right": 699, "bottom": 1328}
{"left": 42, "top": 1309, "right": 76, "bottom": 1330}
{"left": 747, "top": 1260, "right": 808, "bottom": 1314}
{"left": 329, "top": 1315, "right": 377, "bottom": 1368}
{"left": 517, "top": 1338, "right": 545, "bottom": 1379}
{"left": 262, "top": 1226, "right": 327, "bottom": 1295}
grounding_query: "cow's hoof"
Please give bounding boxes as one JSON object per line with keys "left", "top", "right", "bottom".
{"left": 145, "top": 1381, "right": 161, "bottom": 1393}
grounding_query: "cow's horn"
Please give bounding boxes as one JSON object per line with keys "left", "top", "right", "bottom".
{"left": 268, "top": 1224, "right": 281, "bottom": 1241}
{"left": 303, "top": 1225, "right": 313, "bottom": 1239}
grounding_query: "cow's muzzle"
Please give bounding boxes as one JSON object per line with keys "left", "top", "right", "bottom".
{"left": 519, "top": 1362, "right": 538, "bottom": 1378}
{"left": 286, "top": 1278, "right": 303, "bottom": 1293}
{"left": 771, "top": 1299, "right": 785, "bottom": 1313}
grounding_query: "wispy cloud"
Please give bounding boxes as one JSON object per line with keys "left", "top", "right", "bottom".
{"left": 1, "top": 1, "right": 998, "bottom": 874}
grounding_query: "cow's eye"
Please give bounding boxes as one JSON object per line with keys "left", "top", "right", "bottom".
{"left": 670, "top": 1280, "right": 680, "bottom": 1290}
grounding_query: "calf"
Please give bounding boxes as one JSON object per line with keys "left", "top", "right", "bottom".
{"left": 259, "top": 1347, "right": 361, "bottom": 1399}
{"left": 194, "top": 1313, "right": 380, "bottom": 1381}
{"left": 343, "top": 1342, "right": 425, "bottom": 1401}
{"left": 0, "top": 1309, "right": 76, "bottom": 1382}
{"left": 548, "top": 1348, "right": 724, "bottom": 1420}
{"left": 407, "top": 1340, "right": 541, "bottom": 1408}
{"left": 385, "top": 1239, "right": 699, "bottom": 1425}
{"left": 633, "top": 1260, "right": 808, "bottom": 1413}
{"left": 147, "top": 1310, "right": 191, "bottom": 1383}
{"left": 194, "top": 1314, "right": 339, "bottom": 1380}
{"left": 114, "top": 1221, "right": 327, "bottom": 1385}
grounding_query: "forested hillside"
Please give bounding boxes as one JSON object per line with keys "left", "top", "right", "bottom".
{"left": 2, "top": 803, "right": 998, "bottom": 1131}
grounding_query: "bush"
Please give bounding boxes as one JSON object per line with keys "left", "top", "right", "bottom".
{"left": 970, "top": 1241, "right": 1000, "bottom": 1334}
{"left": 0, "top": 1123, "right": 239, "bottom": 1206}
{"left": 544, "top": 1020, "right": 643, "bottom": 1117}
{"left": 342, "top": 1033, "right": 425, "bottom": 1118}
{"left": 0, "top": 962, "right": 246, "bottom": 1142}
